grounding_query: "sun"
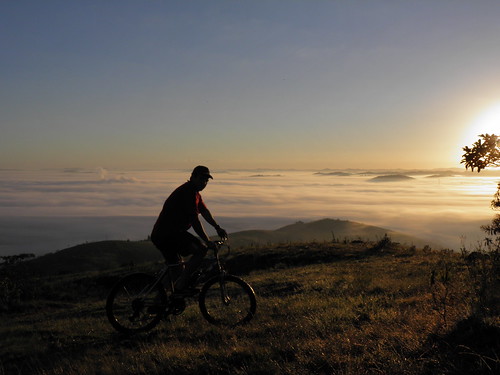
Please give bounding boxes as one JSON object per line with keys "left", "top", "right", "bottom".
{"left": 463, "top": 102, "right": 500, "bottom": 146}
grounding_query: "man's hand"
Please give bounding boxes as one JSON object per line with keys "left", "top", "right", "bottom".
{"left": 215, "top": 226, "right": 228, "bottom": 239}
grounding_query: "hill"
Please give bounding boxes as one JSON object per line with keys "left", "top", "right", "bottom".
{"left": 11, "top": 240, "right": 161, "bottom": 276}
{"left": 229, "top": 218, "right": 438, "bottom": 249}
{"left": 9, "top": 218, "right": 439, "bottom": 276}
{"left": 1, "top": 240, "right": 498, "bottom": 375}
{"left": 368, "top": 174, "right": 415, "bottom": 182}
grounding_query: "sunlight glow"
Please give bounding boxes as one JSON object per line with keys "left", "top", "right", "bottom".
{"left": 463, "top": 102, "right": 500, "bottom": 146}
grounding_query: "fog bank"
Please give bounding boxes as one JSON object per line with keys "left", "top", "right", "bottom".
{"left": 1, "top": 168, "right": 498, "bottom": 255}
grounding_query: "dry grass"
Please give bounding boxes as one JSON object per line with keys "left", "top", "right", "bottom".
{"left": 1, "top": 241, "right": 498, "bottom": 375}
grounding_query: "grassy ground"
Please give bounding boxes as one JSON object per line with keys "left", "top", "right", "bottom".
{"left": 1, "top": 241, "right": 499, "bottom": 375}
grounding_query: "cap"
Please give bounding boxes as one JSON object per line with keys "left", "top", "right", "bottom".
{"left": 191, "top": 165, "right": 213, "bottom": 179}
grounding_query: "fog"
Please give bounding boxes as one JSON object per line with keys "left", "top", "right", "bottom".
{"left": 1, "top": 168, "right": 499, "bottom": 256}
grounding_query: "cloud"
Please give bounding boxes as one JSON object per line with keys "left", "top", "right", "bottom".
{"left": 0, "top": 168, "right": 497, "bottom": 254}
{"left": 97, "top": 167, "right": 139, "bottom": 183}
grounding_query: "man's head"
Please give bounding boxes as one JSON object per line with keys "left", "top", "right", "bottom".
{"left": 190, "top": 165, "right": 213, "bottom": 191}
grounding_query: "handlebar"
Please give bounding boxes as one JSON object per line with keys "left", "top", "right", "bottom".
{"left": 210, "top": 237, "right": 230, "bottom": 256}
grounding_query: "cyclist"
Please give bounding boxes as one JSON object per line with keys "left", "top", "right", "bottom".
{"left": 151, "top": 165, "right": 228, "bottom": 295}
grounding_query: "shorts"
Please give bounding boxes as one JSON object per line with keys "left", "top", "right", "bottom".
{"left": 152, "top": 231, "right": 205, "bottom": 264}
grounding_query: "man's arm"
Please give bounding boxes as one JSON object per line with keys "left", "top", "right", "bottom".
{"left": 189, "top": 213, "right": 211, "bottom": 244}
{"left": 200, "top": 207, "right": 228, "bottom": 239}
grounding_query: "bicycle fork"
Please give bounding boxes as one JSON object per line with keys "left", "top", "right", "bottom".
{"left": 218, "top": 272, "right": 231, "bottom": 306}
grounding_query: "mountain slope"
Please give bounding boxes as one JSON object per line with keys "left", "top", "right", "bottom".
{"left": 12, "top": 240, "right": 161, "bottom": 276}
{"left": 228, "top": 218, "right": 437, "bottom": 248}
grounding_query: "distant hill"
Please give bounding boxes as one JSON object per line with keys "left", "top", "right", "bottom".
{"left": 8, "top": 218, "right": 439, "bottom": 276}
{"left": 314, "top": 171, "right": 352, "bottom": 176}
{"left": 228, "top": 218, "right": 436, "bottom": 248}
{"left": 10, "top": 240, "right": 161, "bottom": 276}
{"left": 368, "top": 174, "right": 415, "bottom": 182}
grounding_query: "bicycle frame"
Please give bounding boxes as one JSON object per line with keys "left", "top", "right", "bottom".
{"left": 143, "top": 239, "right": 228, "bottom": 297}
{"left": 211, "top": 244, "right": 234, "bottom": 305}
{"left": 134, "top": 261, "right": 185, "bottom": 298}
{"left": 130, "top": 240, "right": 231, "bottom": 312}
{"left": 106, "top": 237, "right": 256, "bottom": 332}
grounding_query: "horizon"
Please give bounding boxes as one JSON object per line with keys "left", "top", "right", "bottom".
{"left": 3, "top": 165, "right": 500, "bottom": 173}
{"left": 1, "top": 167, "right": 498, "bottom": 256}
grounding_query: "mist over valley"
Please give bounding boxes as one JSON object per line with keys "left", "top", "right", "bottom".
{"left": 1, "top": 168, "right": 498, "bottom": 256}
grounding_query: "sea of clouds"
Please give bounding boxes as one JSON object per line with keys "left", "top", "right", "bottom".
{"left": 1, "top": 167, "right": 499, "bottom": 256}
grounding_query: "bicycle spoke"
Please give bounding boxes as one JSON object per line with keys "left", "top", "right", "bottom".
{"left": 199, "top": 275, "right": 256, "bottom": 327}
{"left": 106, "top": 273, "right": 167, "bottom": 333}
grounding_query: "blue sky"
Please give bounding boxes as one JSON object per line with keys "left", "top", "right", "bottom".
{"left": 2, "top": 0, "right": 500, "bottom": 170}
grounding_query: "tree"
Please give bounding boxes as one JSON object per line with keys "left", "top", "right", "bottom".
{"left": 461, "top": 134, "right": 499, "bottom": 318}
{"left": 462, "top": 133, "right": 500, "bottom": 218}
{"left": 0, "top": 253, "right": 35, "bottom": 266}
{"left": 462, "top": 133, "right": 500, "bottom": 172}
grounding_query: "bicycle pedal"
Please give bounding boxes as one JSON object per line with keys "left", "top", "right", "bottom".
{"left": 165, "top": 297, "right": 186, "bottom": 316}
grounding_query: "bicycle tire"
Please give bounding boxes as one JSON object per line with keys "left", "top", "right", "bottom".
{"left": 199, "top": 274, "right": 256, "bottom": 327}
{"left": 106, "top": 273, "right": 167, "bottom": 334}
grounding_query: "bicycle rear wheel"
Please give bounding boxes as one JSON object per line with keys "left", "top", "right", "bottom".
{"left": 106, "top": 273, "right": 167, "bottom": 334}
{"left": 199, "top": 274, "right": 256, "bottom": 327}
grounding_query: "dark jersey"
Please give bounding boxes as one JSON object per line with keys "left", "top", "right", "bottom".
{"left": 151, "top": 181, "right": 207, "bottom": 244}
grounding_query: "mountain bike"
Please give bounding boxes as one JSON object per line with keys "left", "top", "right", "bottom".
{"left": 105, "top": 238, "right": 256, "bottom": 334}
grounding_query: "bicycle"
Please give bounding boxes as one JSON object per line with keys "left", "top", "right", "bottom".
{"left": 105, "top": 238, "right": 256, "bottom": 334}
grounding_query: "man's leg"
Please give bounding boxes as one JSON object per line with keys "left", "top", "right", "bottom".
{"left": 174, "top": 234, "right": 207, "bottom": 291}
{"left": 155, "top": 245, "right": 183, "bottom": 292}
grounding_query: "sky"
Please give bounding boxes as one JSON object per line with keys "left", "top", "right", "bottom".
{"left": 2, "top": 0, "right": 500, "bottom": 171}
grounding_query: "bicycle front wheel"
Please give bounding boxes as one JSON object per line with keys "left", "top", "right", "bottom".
{"left": 106, "top": 273, "right": 167, "bottom": 334}
{"left": 199, "top": 274, "right": 256, "bottom": 327}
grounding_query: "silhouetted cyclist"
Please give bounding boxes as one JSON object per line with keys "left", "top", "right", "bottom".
{"left": 151, "top": 165, "right": 227, "bottom": 294}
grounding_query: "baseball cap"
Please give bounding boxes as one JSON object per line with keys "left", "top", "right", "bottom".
{"left": 191, "top": 165, "right": 213, "bottom": 179}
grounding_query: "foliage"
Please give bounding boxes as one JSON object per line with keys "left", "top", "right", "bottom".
{"left": 0, "top": 254, "right": 34, "bottom": 311}
{"left": 482, "top": 212, "right": 500, "bottom": 235}
{"left": 461, "top": 133, "right": 500, "bottom": 173}
{"left": 0, "top": 276, "right": 21, "bottom": 311}
{"left": 461, "top": 133, "right": 500, "bottom": 238}
{"left": 0, "top": 253, "right": 35, "bottom": 266}
{"left": 461, "top": 133, "right": 500, "bottom": 320}
{"left": 430, "top": 253, "right": 455, "bottom": 328}
{"left": 461, "top": 245, "right": 500, "bottom": 318}
{"left": 369, "top": 233, "right": 393, "bottom": 252}
{"left": 462, "top": 133, "right": 500, "bottom": 212}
